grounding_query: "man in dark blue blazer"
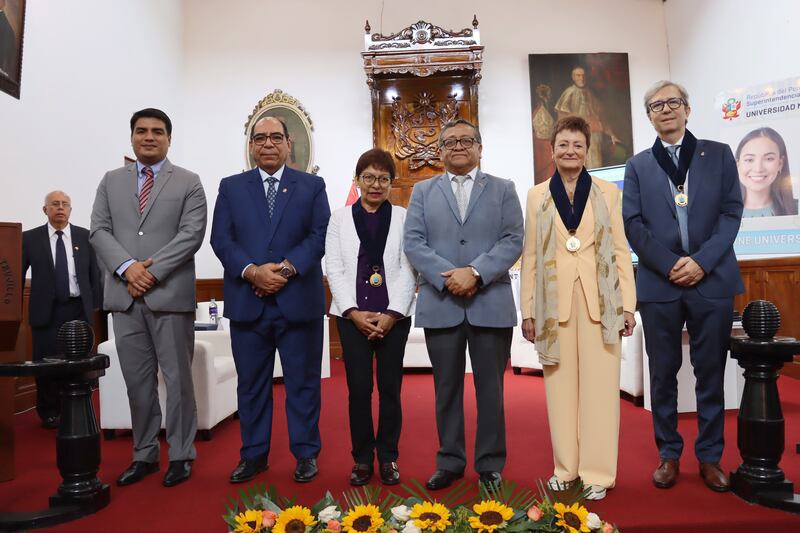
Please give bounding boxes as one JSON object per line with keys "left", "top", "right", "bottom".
{"left": 623, "top": 81, "right": 743, "bottom": 493}
{"left": 211, "top": 117, "right": 330, "bottom": 484}
{"left": 22, "top": 191, "right": 100, "bottom": 428}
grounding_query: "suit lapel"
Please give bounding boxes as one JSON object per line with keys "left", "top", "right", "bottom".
{"left": 246, "top": 168, "right": 271, "bottom": 231}
{"left": 463, "top": 170, "right": 487, "bottom": 223}
{"left": 264, "top": 166, "right": 298, "bottom": 246}
{"left": 139, "top": 160, "right": 173, "bottom": 228}
{"left": 436, "top": 174, "right": 462, "bottom": 223}
{"left": 126, "top": 163, "right": 139, "bottom": 218}
{"left": 39, "top": 224, "right": 55, "bottom": 274}
{"left": 687, "top": 141, "right": 707, "bottom": 215}
{"left": 69, "top": 224, "right": 85, "bottom": 281}
{"left": 648, "top": 149, "right": 678, "bottom": 216}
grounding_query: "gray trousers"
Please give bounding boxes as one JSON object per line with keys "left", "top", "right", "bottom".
{"left": 113, "top": 300, "right": 197, "bottom": 462}
{"left": 424, "top": 321, "right": 512, "bottom": 473}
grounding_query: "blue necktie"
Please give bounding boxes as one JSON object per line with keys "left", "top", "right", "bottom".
{"left": 266, "top": 177, "right": 278, "bottom": 219}
{"left": 55, "top": 230, "right": 70, "bottom": 302}
{"left": 666, "top": 145, "right": 690, "bottom": 253}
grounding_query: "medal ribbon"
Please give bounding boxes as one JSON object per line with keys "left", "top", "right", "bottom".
{"left": 651, "top": 128, "right": 697, "bottom": 189}
{"left": 549, "top": 167, "right": 592, "bottom": 234}
{"left": 352, "top": 200, "right": 392, "bottom": 268}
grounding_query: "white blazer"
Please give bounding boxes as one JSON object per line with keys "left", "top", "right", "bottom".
{"left": 325, "top": 203, "right": 417, "bottom": 317}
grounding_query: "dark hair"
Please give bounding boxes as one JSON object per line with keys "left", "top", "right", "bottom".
{"left": 130, "top": 108, "right": 172, "bottom": 136}
{"left": 550, "top": 115, "right": 591, "bottom": 149}
{"left": 251, "top": 116, "right": 289, "bottom": 139}
{"left": 735, "top": 127, "right": 797, "bottom": 216}
{"left": 438, "top": 118, "right": 482, "bottom": 146}
{"left": 355, "top": 148, "right": 396, "bottom": 180}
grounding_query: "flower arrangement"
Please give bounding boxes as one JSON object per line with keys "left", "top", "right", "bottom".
{"left": 224, "top": 480, "right": 619, "bottom": 533}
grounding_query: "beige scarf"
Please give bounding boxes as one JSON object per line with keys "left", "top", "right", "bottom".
{"left": 534, "top": 180, "right": 624, "bottom": 365}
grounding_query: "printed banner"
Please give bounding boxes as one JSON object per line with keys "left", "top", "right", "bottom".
{"left": 716, "top": 76, "right": 800, "bottom": 255}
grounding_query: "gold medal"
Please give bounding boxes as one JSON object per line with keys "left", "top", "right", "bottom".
{"left": 369, "top": 265, "right": 383, "bottom": 287}
{"left": 674, "top": 186, "right": 688, "bottom": 207}
{"left": 566, "top": 233, "right": 581, "bottom": 252}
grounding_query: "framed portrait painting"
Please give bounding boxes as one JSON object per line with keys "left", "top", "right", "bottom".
{"left": 529, "top": 52, "right": 633, "bottom": 183}
{"left": 0, "top": 0, "right": 25, "bottom": 99}
{"left": 244, "top": 89, "right": 317, "bottom": 174}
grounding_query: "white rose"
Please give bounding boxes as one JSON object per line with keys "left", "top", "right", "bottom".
{"left": 391, "top": 505, "right": 411, "bottom": 523}
{"left": 402, "top": 519, "right": 421, "bottom": 533}
{"left": 319, "top": 506, "right": 341, "bottom": 522}
{"left": 586, "top": 513, "right": 603, "bottom": 530}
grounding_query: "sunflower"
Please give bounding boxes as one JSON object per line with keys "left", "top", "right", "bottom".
{"left": 468, "top": 500, "right": 514, "bottom": 533}
{"left": 553, "top": 502, "right": 590, "bottom": 533}
{"left": 341, "top": 504, "right": 385, "bottom": 533}
{"left": 409, "top": 501, "right": 452, "bottom": 532}
{"left": 234, "top": 509, "right": 265, "bottom": 533}
{"left": 273, "top": 506, "right": 318, "bottom": 533}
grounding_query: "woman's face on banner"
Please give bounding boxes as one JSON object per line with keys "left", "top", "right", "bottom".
{"left": 737, "top": 136, "right": 784, "bottom": 193}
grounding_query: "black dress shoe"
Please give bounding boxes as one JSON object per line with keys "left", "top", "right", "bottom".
{"left": 41, "top": 416, "right": 60, "bottom": 429}
{"left": 117, "top": 461, "right": 159, "bottom": 486}
{"left": 379, "top": 462, "right": 400, "bottom": 485}
{"left": 230, "top": 457, "right": 268, "bottom": 484}
{"left": 478, "top": 471, "right": 502, "bottom": 485}
{"left": 163, "top": 460, "right": 192, "bottom": 487}
{"left": 350, "top": 463, "right": 373, "bottom": 486}
{"left": 294, "top": 458, "right": 318, "bottom": 483}
{"left": 425, "top": 469, "right": 464, "bottom": 490}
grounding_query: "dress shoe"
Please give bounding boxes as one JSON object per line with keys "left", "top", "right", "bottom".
{"left": 699, "top": 463, "right": 730, "bottom": 492}
{"left": 41, "top": 416, "right": 60, "bottom": 429}
{"left": 425, "top": 469, "right": 464, "bottom": 490}
{"left": 478, "top": 471, "right": 502, "bottom": 485}
{"left": 379, "top": 462, "right": 400, "bottom": 485}
{"left": 350, "top": 463, "right": 373, "bottom": 486}
{"left": 652, "top": 459, "right": 679, "bottom": 489}
{"left": 294, "top": 458, "right": 319, "bottom": 483}
{"left": 117, "top": 461, "right": 159, "bottom": 486}
{"left": 229, "top": 457, "right": 268, "bottom": 484}
{"left": 163, "top": 460, "right": 192, "bottom": 487}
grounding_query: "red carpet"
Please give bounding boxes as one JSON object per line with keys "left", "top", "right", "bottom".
{"left": 2, "top": 359, "right": 799, "bottom": 532}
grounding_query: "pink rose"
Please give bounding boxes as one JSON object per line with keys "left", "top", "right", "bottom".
{"left": 327, "top": 519, "right": 341, "bottom": 531}
{"left": 602, "top": 523, "right": 615, "bottom": 533}
{"left": 389, "top": 530, "right": 398, "bottom": 533}
{"left": 263, "top": 511, "right": 278, "bottom": 528}
{"left": 527, "top": 506, "right": 543, "bottom": 521}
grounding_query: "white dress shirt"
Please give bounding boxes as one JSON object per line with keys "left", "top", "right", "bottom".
{"left": 447, "top": 166, "right": 478, "bottom": 201}
{"left": 48, "top": 223, "right": 80, "bottom": 297}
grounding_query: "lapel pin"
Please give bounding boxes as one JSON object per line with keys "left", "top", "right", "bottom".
{"left": 282, "top": 188, "right": 288, "bottom": 193}
{"left": 74, "top": 246, "right": 79, "bottom": 251}
{"left": 700, "top": 151, "right": 705, "bottom": 156}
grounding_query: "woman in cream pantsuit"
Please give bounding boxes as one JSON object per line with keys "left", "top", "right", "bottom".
{"left": 520, "top": 116, "right": 636, "bottom": 500}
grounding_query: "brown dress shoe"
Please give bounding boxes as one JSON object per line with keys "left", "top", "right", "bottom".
{"left": 699, "top": 463, "right": 730, "bottom": 492}
{"left": 652, "top": 459, "right": 679, "bottom": 488}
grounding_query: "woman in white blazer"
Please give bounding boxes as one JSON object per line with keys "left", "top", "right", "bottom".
{"left": 325, "top": 148, "right": 416, "bottom": 487}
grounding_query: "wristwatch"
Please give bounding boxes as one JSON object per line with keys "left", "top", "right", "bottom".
{"left": 279, "top": 261, "right": 294, "bottom": 279}
{"left": 470, "top": 266, "right": 481, "bottom": 279}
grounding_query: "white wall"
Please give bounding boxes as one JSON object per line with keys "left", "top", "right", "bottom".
{"left": 663, "top": 0, "right": 800, "bottom": 136}
{"left": 182, "top": 0, "right": 671, "bottom": 276}
{"left": 0, "top": 0, "right": 184, "bottom": 231}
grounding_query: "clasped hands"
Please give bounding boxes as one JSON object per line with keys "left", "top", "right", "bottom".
{"left": 521, "top": 310, "right": 636, "bottom": 342}
{"left": 247, "top": 263, "right": 288, "bottom": 298}
{"left": 441, "top": 267, "right": 478, "bottom": 298}
{"left": 669, "top": 256, "right": 705, "bottom": 287}
{"left": 125, "top": 258, "right": 156, "bottom": 298}
{"left": 350, "top": 310, "right": 396, "bottom": 340}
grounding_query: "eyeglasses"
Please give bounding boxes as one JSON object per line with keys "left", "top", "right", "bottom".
{"left": 47, "top": 201, "right": 71, "bottom": 208}
{"left": 358, "top": 174, "right": 392, "bottom": 186}
{"left": 251, "top": 133, "right": 286, "bottom": 145}
{"left": 441, "top": 137, "right": 477, "bottom": 150}
{"left": 647, "top": 97, "right": 687, "bottom": 113}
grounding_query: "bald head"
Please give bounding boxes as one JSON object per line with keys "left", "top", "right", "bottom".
{"left": 43, "top": 190, "right": 72, "bottom": 230}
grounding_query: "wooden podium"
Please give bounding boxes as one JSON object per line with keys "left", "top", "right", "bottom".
{"left": 0, "top": 222, "right": 23, "bottom": 482}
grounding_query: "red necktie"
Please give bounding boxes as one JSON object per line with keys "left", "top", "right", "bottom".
{"left": 139, "top": 166, "right": 154, "bottom": 214}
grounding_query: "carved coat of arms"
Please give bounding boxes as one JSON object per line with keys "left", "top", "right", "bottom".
{"left": 391, "top": 92, "right": 459, "bottom": 170}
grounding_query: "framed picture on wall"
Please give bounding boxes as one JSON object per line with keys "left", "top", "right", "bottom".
{"left": 529, "top": 52, "right": 633, "bottom": 184}
{"left": 243, "top": 89, "right": 318, "bottom": 174}
{"left": 0, "top": 0, "right": 26, "bottom": 99}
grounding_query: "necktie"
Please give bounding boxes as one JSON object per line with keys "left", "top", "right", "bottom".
{"left": 266, "top": 177, "right": 278, "bottom": 219}
{"left": 666, "top": 144, "right": 680, "bottom": 167}
{"left": 453, "top": 175, "right": 469, "bottom": 222}
{"left": 55, "top": 230, "right": 70, "bottom": 302}
{"left": 139, "top": 166, "right": 154, "bottom": 214}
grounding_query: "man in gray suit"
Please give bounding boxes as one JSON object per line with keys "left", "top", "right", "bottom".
{"left": 404, "top": 118, "right": 524, "bottom": 489}
{"left": 91, "top": 108, "right": 207, "bottom": 488}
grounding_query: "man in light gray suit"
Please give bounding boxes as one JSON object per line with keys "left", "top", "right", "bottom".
{"left": 91, "top": 108, "right": 207, "bottom": 488}
{"left": 404, "top": 118, "right": 524, "bottom": 489}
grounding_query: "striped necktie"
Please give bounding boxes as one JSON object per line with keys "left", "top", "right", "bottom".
{"left": 139, "top": 166, "right": 154, "bottom": 214}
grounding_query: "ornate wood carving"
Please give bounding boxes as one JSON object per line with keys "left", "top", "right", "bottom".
{"left": 362, "top": 18, "right": 484, "bottom": 207}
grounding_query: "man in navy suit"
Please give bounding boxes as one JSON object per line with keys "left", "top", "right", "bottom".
{"left": 623, "top": 81, "right": 743, "bottom": 493}
{"left": 211, "top": 116, "right": 330, "bottom": 484}
{"left": 23, "top": 191, "right": 100, "bottom": 428}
